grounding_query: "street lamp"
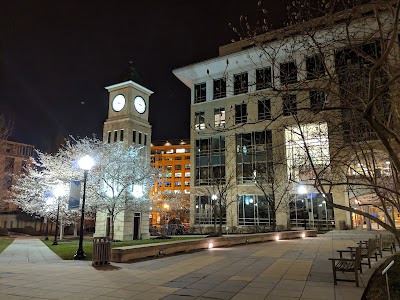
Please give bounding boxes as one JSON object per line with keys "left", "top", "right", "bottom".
{"left": 52, "top": 184, "right": 67, "bottom": 245}
{"left": 211, "top": 194, "right": 217, "bottom": 233}
{"left": 298, "top": 185, "right": 308, "bottom": 230}
{"left": 74, "top": 155, "right": 95, "bottom": 260}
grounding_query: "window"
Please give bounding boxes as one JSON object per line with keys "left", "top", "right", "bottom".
{"left": 194, "top": 82, "right": 206, "bottom": 103}
{"left": 234, "top": 72, "right": 248, "bottom": 95}
{"left": 107, "top": 131, "right": 111, "bottom": 143}
{"left": 195, "top": 136, "right": 226, "bottom": 186}
{"left": 256, "top": 67, "right": 272, "bottom": 90}
{"left": 214, "top": 108, "right": 225, "bottom": 128}
{"left": 175, "top": 181, "right": 182, "bottom": 186}
{"left": 283, "top": 94, "right": 297, "bottom": 116}
{"left": 175, "top": 172, "right": 182, "bottom": 178}
{"left": 113, "top": 130, "right": 118, "bottom": 142}
{"left": 258, "top": 99, "right": 271, "bottom": 120}
{"left": 213, "top": 78, "right": 226, "bottom": 99}
{"left": 175, "top": 156, "right": 182, "bottom": 160}
{"left": 120, "top": 129, "right": 124, "bottom": 141}
{"left": 185, "top": 172, "right": 190, "bottom": 177}
{"left": 185, "top": 156, "right": 190, "bottom": 160}
{"left": 306, "top": 55, "right": 325, "bottom": 80}
{"left": 280, "top": 61, "right": 297, "bottom": 84}
{"left": 235, "top": 103, "right": 247, "bottom": 124}
{"left": 185, "top": 181, "right": 190, "bottom": 186}
{"left": 132, "top": 130, "right": 136, "bottom": 143}
{"left": 138, "top": 132, "right": 142, "bottom": 144}
{"left": 195, "top": 111, "right": 205, "bottom": 130}
{"left": 310, "top": 90, "right": 326, "bottom": 113}
{"left": 144, "top": 133, "right": 147, "bottom": 146}
{"left": 185, "top": 164, "right": 190, "bottom": 169}
{"left": 166, "top": 165, "right": 172, "bottom": 171}
{"left": 285, "top": 122, "right": 330, "bottom": 181}
{"left": 195, "top": 195, "right": 226, "bottom": 225}
{"left": 165, "top": 182, "right": 172, "bottom": 187}
{"left": 238, "top": 195, "right": 272, "bottom": 225}
{"left": 175, "top": 165, "right": 182, "bottom": 170}
{"left": 236, "top": 130, "right": 273, "bottom": 184}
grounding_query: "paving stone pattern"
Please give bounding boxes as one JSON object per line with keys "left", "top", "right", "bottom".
{"left": 0, "top": 230, "right": 393, "bottom": 299}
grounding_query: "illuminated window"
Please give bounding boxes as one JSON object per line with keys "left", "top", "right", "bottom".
{"left": 195, "top": 111, "right": 205, "bottom": 130}
{"left": 285, "top": 122, "right": 330, "bottom": 180}
{"left": 175, "top": 181, "right": 182, "bottom": 186}
{"left": 176, "top": 148, "right": 185, "bottom": 153}
{"left": 175, "top": 172, "right": 182, "bottom": 178}
{"left": 214, "top": 108, "right": 225, "bottom": 128}
{"left": 185, "top": 172, "right": 190, "bottom": 177}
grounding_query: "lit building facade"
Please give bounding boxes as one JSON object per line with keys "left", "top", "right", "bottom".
{"left": 173, "top": 4, "right": 400, "bottom": 231}
{"left": 94, "top": 80, "right": 153, "bottom": 240}
{"left": 150, "top": 140, "right": 190, "bottom": 226}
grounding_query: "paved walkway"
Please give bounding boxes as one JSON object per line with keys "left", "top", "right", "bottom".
{"left": 0, "top": 230, "right": 394, "bottom": 300}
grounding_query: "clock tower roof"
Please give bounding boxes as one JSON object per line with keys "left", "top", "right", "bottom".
{"left": 105, "top": 80, "right": 154, "bottom": 96}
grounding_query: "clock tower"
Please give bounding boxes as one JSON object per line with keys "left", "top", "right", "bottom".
{"left": 95, "top": 80, "right": 153, "bottom": 241}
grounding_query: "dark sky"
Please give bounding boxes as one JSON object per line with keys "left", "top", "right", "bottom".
{"left": 0, "top": 1, "right": 286, "bottom": 152}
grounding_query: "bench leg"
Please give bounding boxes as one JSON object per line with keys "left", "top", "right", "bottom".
{"left": 331, "top": 261, "right": 337, "bottom": 285}
{"left": 355, "top": 269, "right": 359, "bottom": 287}
{"left": 367, "top": 256, "right": 371, "bottom": 268}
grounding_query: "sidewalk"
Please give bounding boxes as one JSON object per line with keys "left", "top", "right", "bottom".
{"left": 0, "top": 230, "right": 393, "bottom": 300}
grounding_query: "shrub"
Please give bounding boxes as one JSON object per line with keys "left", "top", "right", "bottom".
{"left": 0, "top": 227, "right": 8, "bottom": 236}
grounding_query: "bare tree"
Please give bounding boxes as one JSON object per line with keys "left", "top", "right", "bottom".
{"left": 227, "top": 0, "right": 400, "bottom": 242}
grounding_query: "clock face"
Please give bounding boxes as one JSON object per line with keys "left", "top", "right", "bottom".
{"left": 134, "top": 96, "right": 146, "bottom": 114}
{"left": 112, "top": 94, "right": 125, "bottom": 112}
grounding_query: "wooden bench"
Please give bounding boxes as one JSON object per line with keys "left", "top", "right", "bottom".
{"left": 380, "top": 234, "right": 396, "bottom": 254}
{"left": 329, "top": 247, "right": 361, "bottom": 287}
{"left": 337, "top": 238, "right": 378, "bottom": 271}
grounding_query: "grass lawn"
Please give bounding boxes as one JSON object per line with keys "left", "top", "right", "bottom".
{"left": 0, "top": 237, "right": 15, "bottom": 253}
{"left": 41, "top": 236, "right": 203, "bottom": 260}
{"left": 362, "top": 252, "right": 400, "bottom": 299}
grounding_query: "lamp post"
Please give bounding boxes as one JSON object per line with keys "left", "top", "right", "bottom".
{"left": 52, "top": 184, "right": 66, "bottom": 245}
{"left": 298, "top": 185, "right": 308, "bottom": 230}
{"left": 74, "top": 155, "right": 94, "bottom": 260}
{"left": 211, "top": 194, "right": 217, "bottom": 233}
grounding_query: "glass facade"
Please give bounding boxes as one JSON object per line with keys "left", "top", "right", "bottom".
{"left": 289, "top": 193, "right": 335, "bottom": 229}
{"left": 238, "top": 195, "right": 272, "bottom": 226}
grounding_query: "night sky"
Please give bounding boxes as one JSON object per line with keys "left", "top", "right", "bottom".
{"left": 0, "top": 1, "right": 286, "bottom": 152}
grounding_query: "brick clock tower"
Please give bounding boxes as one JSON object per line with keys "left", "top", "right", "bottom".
{"left": 94, "top": 80, "right": 153, "bottom": 240}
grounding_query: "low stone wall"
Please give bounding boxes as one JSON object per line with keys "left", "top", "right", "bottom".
{"left": 111, "top": 230, "right": 317, "bottom": 263}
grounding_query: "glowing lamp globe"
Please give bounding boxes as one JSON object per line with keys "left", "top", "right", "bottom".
{"left": 78, "top": 155, "right": 95, "bottom": 171}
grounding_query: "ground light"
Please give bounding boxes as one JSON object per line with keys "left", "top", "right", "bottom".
{"left": 302, "top": 233, "right": 306, "bottom": 238}
{"left": 275, "top": 236, "right": 280, "bottom": 241}
{"left": 208, "top": 242, "right": 214, "bottom": 249}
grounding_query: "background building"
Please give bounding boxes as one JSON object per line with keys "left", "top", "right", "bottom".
{"left": 0, "top": 140, "right": 38, "bottom": 230}
{"left": 150, "top": 140, "right": 190, "bottom": 227}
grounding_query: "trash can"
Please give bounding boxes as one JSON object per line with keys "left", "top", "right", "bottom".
{"left": 339, "top": 221, "right": 346, "bottom": 230}
{"left": 92, "top": 237, "right": 111, "bottom": 266}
